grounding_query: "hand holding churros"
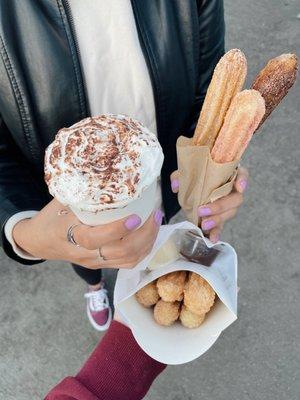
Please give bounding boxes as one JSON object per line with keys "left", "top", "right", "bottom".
{"left": 177, "top": 49, "right": 298, "bottom": 225}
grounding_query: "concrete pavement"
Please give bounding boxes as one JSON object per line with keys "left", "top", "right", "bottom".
{"left": 0, "top": 0, "right": 299, "bottom": 399}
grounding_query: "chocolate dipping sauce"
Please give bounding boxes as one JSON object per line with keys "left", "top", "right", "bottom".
{"left": 180, "top": 231, "right": 220, "bottom": 267}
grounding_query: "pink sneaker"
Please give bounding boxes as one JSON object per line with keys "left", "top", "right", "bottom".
{"left": 84, "top": 283, "right": 112, "bottom": 331}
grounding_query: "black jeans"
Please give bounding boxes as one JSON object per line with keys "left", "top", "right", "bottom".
{"left": 72, "top": 264, "right": 102, "bottom": 286}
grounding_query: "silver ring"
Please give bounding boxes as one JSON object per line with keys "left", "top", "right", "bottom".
{"left": 98, "top": 247, "right": 107, "bottom": 262}
{"left": 67, "top": 224, "right": 81, "bottom": 247}
{"left": 58, "top": 209, "right": 69, "bottom": 216}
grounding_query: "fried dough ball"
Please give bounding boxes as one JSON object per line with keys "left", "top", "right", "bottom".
{"left": 184, "top": 272, "right": 215, "bottom": 315}
{"left": 135, "top": 280, "right": 159, "bottom": 307}
{"left": 153, "top": 300, "right": 180, "bottom": 326}
{"left": 157, "top": 271, "right": 186, "bottom": 302}
{"left": 180, "top": 305, "right": 205, "bottom": 328}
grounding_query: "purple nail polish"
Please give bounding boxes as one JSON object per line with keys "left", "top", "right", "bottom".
{"left": 154, "top": 209, "right": 163, "bottom": 226}
{"left": 125, "top": 215, "right": 141, "bottom": 230}
{"left": 171, "top": 178, "right": 179, "bottom": 192}
{"left": 202, "top": 220, "right": 216, "bottom": 231}
{"left": 198, "top": 207, "right": 212, "bottom": 217}
{"left": 239, "top": 179, "right": 248, "bottom": 192}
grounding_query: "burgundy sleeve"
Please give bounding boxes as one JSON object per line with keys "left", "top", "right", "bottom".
{"left": 45, "top": 321, "right": 166, "bottom": 400}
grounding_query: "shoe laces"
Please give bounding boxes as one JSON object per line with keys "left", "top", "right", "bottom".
{"left": 84, "top": 288, "right": 109, "bottom": 312}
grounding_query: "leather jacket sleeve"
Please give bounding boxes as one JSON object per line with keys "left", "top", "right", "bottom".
{"left": 0, "top": 115, "right": 48, "bottom": 264}
{"left": 184, "top": 0, "right": 225, "bottom": 136}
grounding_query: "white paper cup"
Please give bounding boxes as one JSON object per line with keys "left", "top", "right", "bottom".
{"left": 69, "top": 180, "right": 157, "bottom": 226}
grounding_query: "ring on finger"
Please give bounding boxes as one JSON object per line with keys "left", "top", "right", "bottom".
{"left": 67, "top": 224, "right": 81, "bottom": 247}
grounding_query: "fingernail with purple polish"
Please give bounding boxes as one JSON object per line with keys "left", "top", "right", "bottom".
{"left": 239, "top": 179, "right": 248, "bottom": 192}
{"left": 154, "top": 210, "right": 163, "bottom": 226}
{"left": 125, "top": 215, "right": 141, "bottom": 230}
{"left": 202, "top": 220, "right": 216, "bottom": 230}
{"left": 171, "top": 178, "right": 179, "bottom": 192}
{"left": 198, "top": 206, "right": 212, "bottom": 217}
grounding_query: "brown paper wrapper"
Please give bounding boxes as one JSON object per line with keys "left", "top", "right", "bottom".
{"left": 177, "top": 136, "right": 239, "bottom": 225}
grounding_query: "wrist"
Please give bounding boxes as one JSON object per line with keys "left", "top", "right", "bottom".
{"left": 12, "top": 218, "right": 37, "bottom": 256}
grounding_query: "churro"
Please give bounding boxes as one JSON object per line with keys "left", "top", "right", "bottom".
{"left": 180, "top": 305, "right": 205, "bottom": 329}
{"left": 135, "top": 281, "right": 159, "bottom": 307}
{"left": 184, "top": 272, "right": 215, "bottom": 316}
{"left": 157, "top": 271, "right": 186, "bottom": 302}
{"left": 153, "top": 300, "right": 180, "bottom": 326}
{"left": 211, "top": 89, "right": 265, "bottom": 163}
{"left": 252, "top": 53, "right": 298, "bottom": 127}
{"left": 193, "top": 49, "right": 247, "bottom": 148}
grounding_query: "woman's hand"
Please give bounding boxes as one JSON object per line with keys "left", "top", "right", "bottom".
{"left": 170, "top": 166, "right": 249, "bottom": 243}
{"left": 13, "top": 199, "right": 162, "bottom": 269}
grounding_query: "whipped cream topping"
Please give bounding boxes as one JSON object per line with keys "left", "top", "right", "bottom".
{"left": 45, "top": 114, "right": 164, "bottom": 212}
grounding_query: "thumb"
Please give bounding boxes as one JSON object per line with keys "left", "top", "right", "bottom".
{"left": 234, "top": 166, "right": 249, "bottom": 193}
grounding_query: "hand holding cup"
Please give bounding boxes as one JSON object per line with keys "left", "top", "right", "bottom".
{"left": 13, "top": 199, "right": 163, "bottom": 269}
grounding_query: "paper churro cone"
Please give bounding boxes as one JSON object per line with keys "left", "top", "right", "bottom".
{"left": 176, "top": 136, "right": 238, "bottom": 225}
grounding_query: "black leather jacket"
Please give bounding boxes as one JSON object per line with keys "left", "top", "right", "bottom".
{"left": 0, "top": 0, "right": 224, "bottom": 264}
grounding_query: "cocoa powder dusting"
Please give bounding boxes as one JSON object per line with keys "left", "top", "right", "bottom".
{"left": 45, "top": 114, "right": 162, "bottom": 207}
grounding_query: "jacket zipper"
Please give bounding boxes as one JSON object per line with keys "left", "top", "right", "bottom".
{"left": 61, "top": 0, "right": 89, "bottom": 116}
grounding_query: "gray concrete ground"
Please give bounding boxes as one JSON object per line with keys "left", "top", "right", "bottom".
{"left": 0, "top": 0, "right": 299, "bottom": 399}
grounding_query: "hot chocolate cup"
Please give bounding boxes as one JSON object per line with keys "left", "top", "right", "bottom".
{"left": 69, "top": 180, "right": 157, "bottom": 226}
